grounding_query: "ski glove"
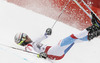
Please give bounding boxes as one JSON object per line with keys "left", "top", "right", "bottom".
{"left": 37, "top": 52, "right": 48, "bottom": 59}
{"left": 45, "top": 28, "right": 52, "bottom": 35}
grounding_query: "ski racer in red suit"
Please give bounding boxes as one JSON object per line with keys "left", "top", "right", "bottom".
{"left": 14, "top": 12, "right": 100, "bottom": 60}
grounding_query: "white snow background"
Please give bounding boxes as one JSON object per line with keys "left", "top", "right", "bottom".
{"left": 0, "top": 1, "right": 100, "bottom": 63}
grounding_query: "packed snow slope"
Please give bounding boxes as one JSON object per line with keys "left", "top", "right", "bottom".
{"left": 0, "top": 1, "right": 100, "bottom": 63}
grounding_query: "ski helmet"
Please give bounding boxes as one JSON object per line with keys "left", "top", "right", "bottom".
{"left": 14, "top": 32, "right": 27, "bottom": 46}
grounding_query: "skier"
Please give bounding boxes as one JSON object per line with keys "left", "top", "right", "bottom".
{"left": 14, "top": 12, "right": 100, "bottom": 60}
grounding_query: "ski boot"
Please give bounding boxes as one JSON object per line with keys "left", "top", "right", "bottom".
{"left": 86, "top": 12, "right": 100, "bottom": 40}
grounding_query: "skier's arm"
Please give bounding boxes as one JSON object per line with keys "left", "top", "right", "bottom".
{"left": 35, "top": 28, "right": 52, "bottom": 43}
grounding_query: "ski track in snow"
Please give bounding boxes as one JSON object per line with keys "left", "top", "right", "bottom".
{"left": 0, "top": 1, "right": 100, "bottom": 63}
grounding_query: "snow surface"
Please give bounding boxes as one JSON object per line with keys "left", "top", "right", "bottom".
{"left": 0, "top": 1, "right": 100, "bottom": 63}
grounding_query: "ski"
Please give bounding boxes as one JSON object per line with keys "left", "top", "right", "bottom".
{"left": 73, "top": 0, "right": 100, "bottom": 22}
{"left": 73, "top": 0, "right": 91, "bottom": 19}
{"left": 0, "top": 43, "right": 54, "bottom": 63}
{"left": 81, "top": 0, "right": 100, "bottom": 20}
{"left": 0, "top": 43, "right": 38, "bottom": 54}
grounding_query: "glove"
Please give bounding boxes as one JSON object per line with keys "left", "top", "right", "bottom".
{"left": 45, "top": 28, "right": 52, "bottom": 35}
{"left": 37, "top": 52, "right": 48, "bottom": 59}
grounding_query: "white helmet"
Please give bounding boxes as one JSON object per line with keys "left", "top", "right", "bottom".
{"left": 14, "top": 32, "right": 27, "bottom": 46}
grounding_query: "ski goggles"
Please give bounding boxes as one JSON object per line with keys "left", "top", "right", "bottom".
{"left": 18, "top": 33, "right": 27, "bottom": 46}
{"left": 18, "top": 41, "right": 24, "bottom": 45}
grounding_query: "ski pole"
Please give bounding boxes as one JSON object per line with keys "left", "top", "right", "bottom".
{"left": 51, "top": 0, "right": 71, "bottom": 29}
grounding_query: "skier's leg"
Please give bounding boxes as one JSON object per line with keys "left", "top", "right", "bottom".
{"left": 72, "top": 12, "right": 100, "bottom": 42}
{"left": 45, "top": 43, "right": 74, "bottom": 60}
{"left": 46, "top": 25, "right": 100, "bottom": 60}
{"left": 45, "top": 26, "right": 99, "bottom": 60}
{"left": 45, "top": 12, "right": 100, "bottom": 60}
{"left": 72, "top": 29, "right": 89, "bottom": 43}
{"left": 45, "top": 26, "right": 100, "bottom": 60}
{"left": 45, "top": 31, "right": 85, "bottom": 60}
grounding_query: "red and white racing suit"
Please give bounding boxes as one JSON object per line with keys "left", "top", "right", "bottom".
{"left": 25, "top": 29, "right": 89, "bottom": 60}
